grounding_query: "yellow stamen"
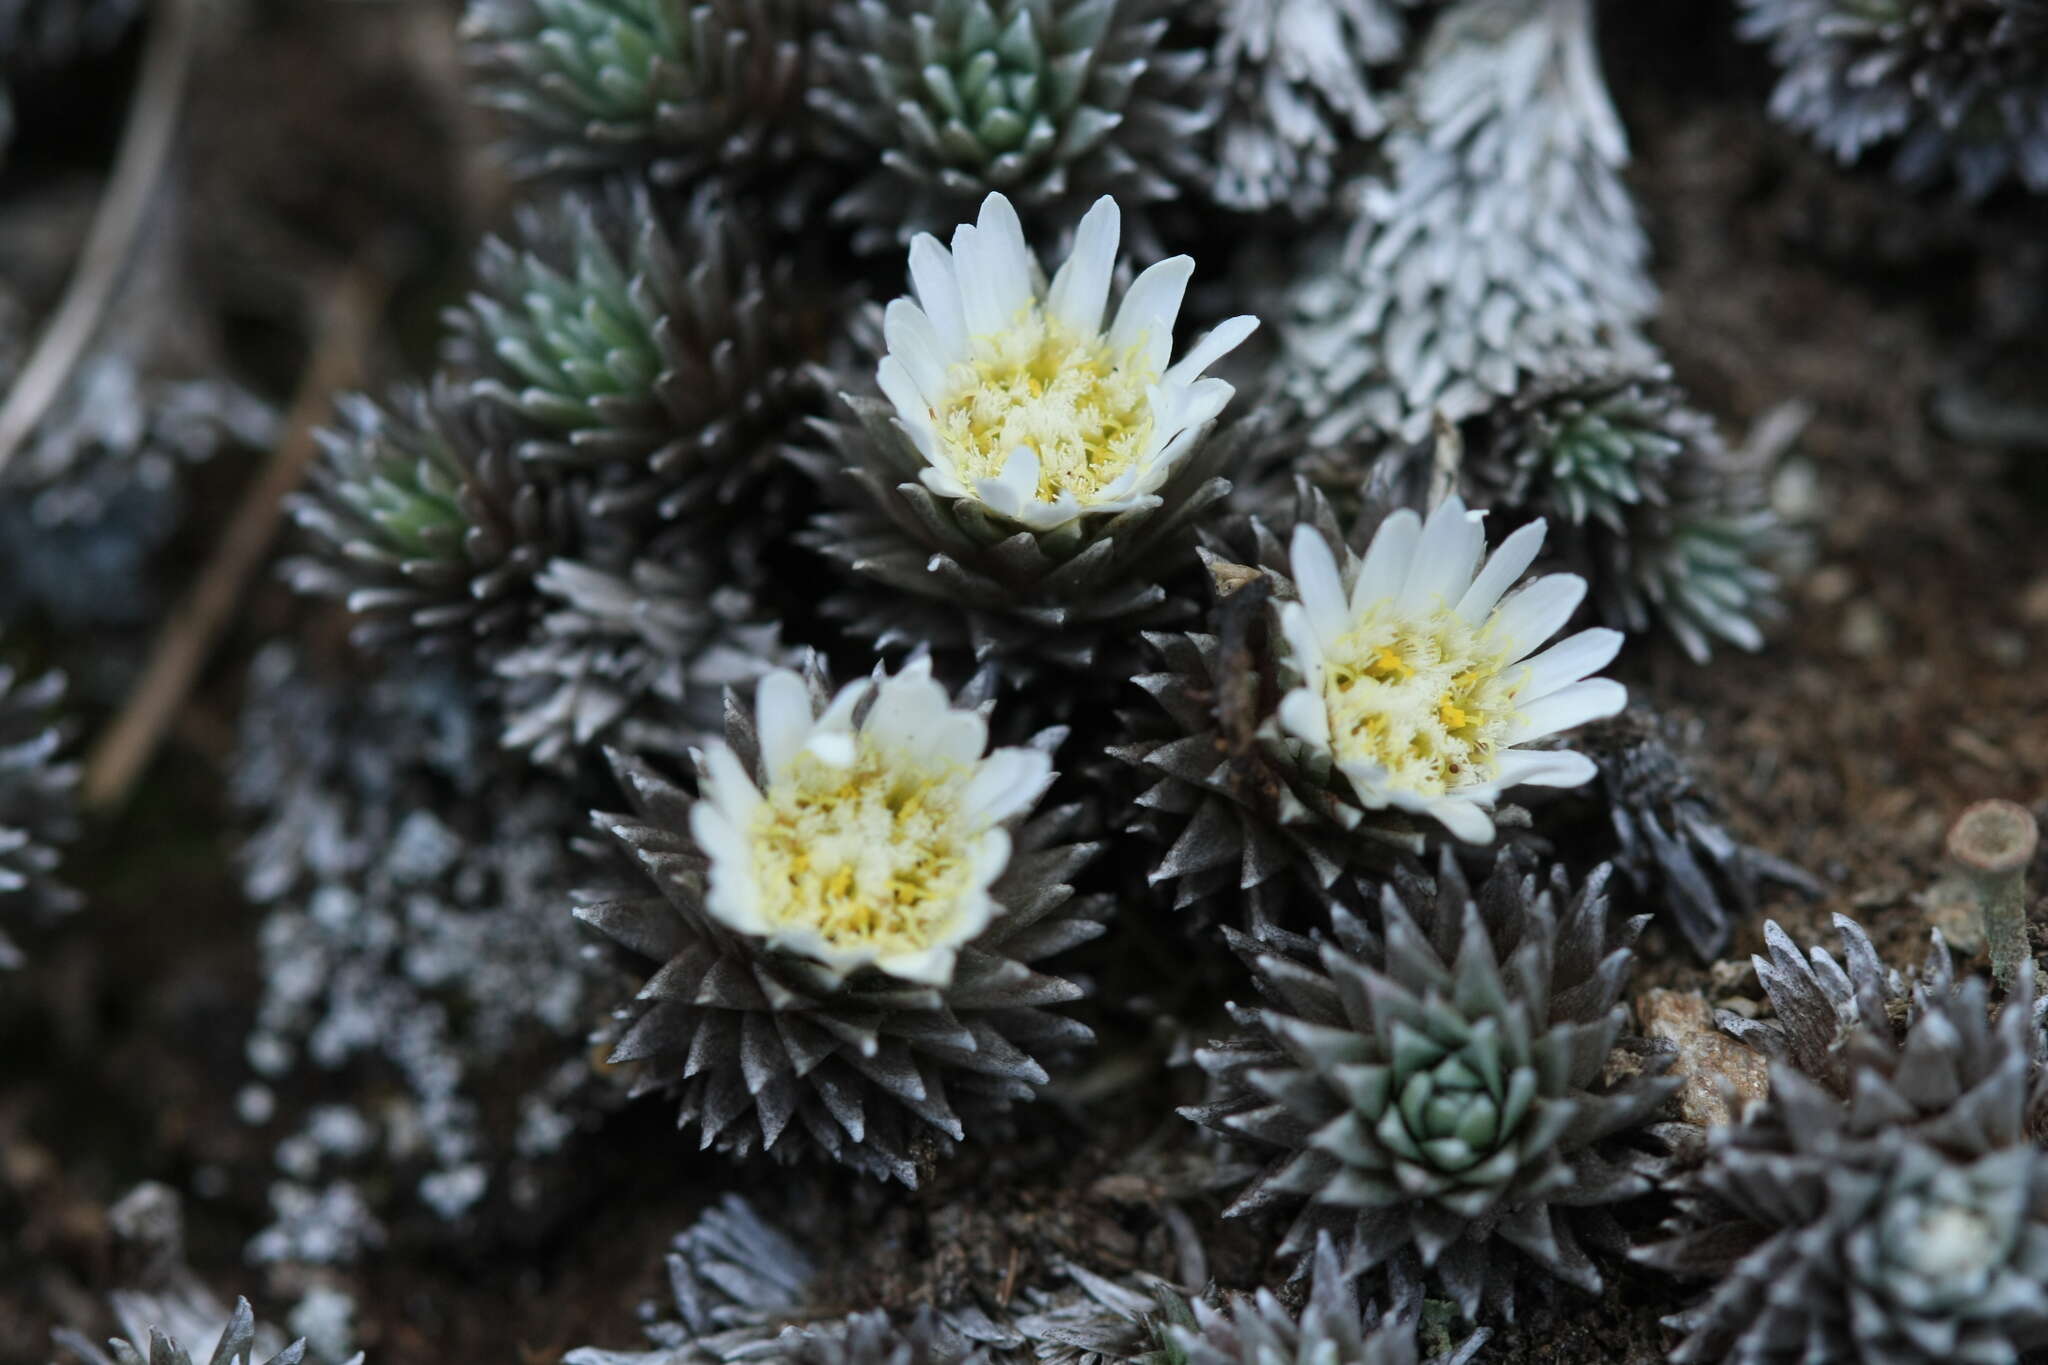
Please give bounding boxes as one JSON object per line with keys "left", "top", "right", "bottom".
{"left": 933, "top": 305, "right": 1159, "bottom": 506}
{"left": 748, "top": 742, "right": 978, "bottom": 960}
{"left": 1314, "top": 607, "right": 1526, "bottom": 798}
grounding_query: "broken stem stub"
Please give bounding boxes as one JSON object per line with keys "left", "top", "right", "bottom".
{"left": 1947, "top": 799, "right": 2039, "bottom": 991}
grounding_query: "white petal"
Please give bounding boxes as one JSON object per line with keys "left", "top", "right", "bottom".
{"left": 1278, "top": 602, "right": 1327, "bottom": 689}
{"left": 1456, "top": 519, "right": 1548, "bottom": 622}
{"left": 952, "top": 223, "right": 1005, "bottom": 337}
{"left": 876, "top": 943, "right": 961, "bottom": 987}
{"left": 699, "top": 743, "right": 761, "bottom": 822}
{"left": 804, "top": 731, "right": 857, "bottom": 767}
{"left": 1492, "top": 748, "right": 1598, "bottom": 790}
{"left": 1015, "top": 492, "right": 1085, "bottom": 531}
{"left": 1165, "top": 314, "right": 1259, "bottom": 386}
{"left": 814, "top": 675, "right": 871, "bottom": 734}
{"left": 1109, "top": 256, "right": 1194, "bottom": 360}
{"left": 877, "top": 356, "right": 936, "bottom": 438}
{"left": 970, "top": 831, "right": 1012, "bottom": 894}
{"left": 1519, "top": 628, "right": 1623, "bottom": 702}
{"left": 1350, "top": 508, "right": 1421, "bottom": 616}
{"left": 1396, "top": 496, "right": 1486, "bottom": 611}
{"left": 1046, "top": 196, "right": 1119, "bottom": 335}
{"left": 1278, "top": 687, "right": 1331, "bottom": 750}
{"left": 907, "top": 233, "right": 965, "bottom": 353}
{"left": 974, "top": 192, "right": 1035, "bottom": 320}
{"left": 925, "top": 710, "right": 990, "bottom": 766}
{"left": 1488, "top": 573, "right": 1588, "bottom": 658}
{"left": 1165, "top": 376, "right": 1234, "bottom": 433}
{"left": 883, "top": 299, "right": 951, "bottom": 404}
{"left": 917, "top": 463, "right": 970, "bottom": 500}
{"left": 687, "top": 801, "right": 748, "bottom": 873}
{"left": 754, "top": 669, "right": 815, "bottom": 779}
{"left": 961, "top": 747, "right": 1052, "bottom": 825}
{"left": 1421, "top": 796, "right": 1497, "bottom": 845}
{"left": 1288, "top": 524, "right": 1350, "bottom": 642}
{"left": 864, "top": 668, "right": 960, "bottom": 751}
{"left": 1511, "top": 678, "right": 1628, "bottom": 742}
{"left": 1336, "top": 757, "right": 1396, "bottom": 809}
{"left": 974, "top": 446, "right": 1040, "bottom": 520}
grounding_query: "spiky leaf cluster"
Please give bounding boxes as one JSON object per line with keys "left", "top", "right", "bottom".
{"left": 1186, "top": 848, "right": 1677, "bottom": 1320}
{"left": 565, "top": 1194, "right": 821, "bottom": 1364}
{"left": 1540, "top": 708, "right": 1816, "bottom": 960}
{"left": 462, "top": 0, "right": 814, "bottom": 184}
{"left": 496, "top": 554, "right": 796, "bottom": 770}
{"left": 580, "top": 660, "right": 1106, "bottom": 1185}
{"left": 445, "top": 183, "right": 813, "bottom": 561}
{"left": 1203, "top": 0, "right": 1416, "bottom": 215}
{"left": 1469, "top": 368, "right": 1697, "bottom": 534}
{"left": 54, "top": 1295, "right": 327, "bottom": 1365}
{"left": 1165, "top": 1236, "right": 1488, "bottom": 1365}
{"left": 1466, "top": 369, "right": 1784, "bottom": 662}
{"left": 1640, "top": 916, "right": 2048, "bottom": 1363}
{"left": 287, "top": 380, "right": 579, "bottom": 656}
{"left": 797, "top": 397, "right": 1247, "bottom": 702}
{"left": 235, "top": 645, "right": 610, "bottom": 1230}
{"left": 1738, "top": 0, "right": 2048, "bottom": 198}
{"left": 0, "top": 659, "right": 78, "bottom": 967}
{"left": 566, "top": 1194, "right": 1174, "bottom": 1365}
{"left": 809, "top": 0, "right": 1216, "bottom": 248}
{"left": 1282, "top": 0, "right": 1657, "bottom": 446}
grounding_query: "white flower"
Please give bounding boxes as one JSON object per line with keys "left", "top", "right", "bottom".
{"left": 687, "top": 657, "right": 1053, "bottom": 986}
{"left": 875, "top": 191, "right": 1259, "bottom": 532}
{"left": 1276, "top": 497, "right": 1626, "bottom": 844}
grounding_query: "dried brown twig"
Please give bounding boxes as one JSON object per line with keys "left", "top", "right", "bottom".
{"left": 82, "top": 259, "right": 388, "bottom": 812}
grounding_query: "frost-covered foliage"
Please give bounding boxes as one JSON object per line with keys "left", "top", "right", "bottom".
{"left": 233, "top": 645, "right": 613, "bottom": 1242}
{"left": 1283, "top": 0, "right": 1657, "bottom": 445}
{"left": 1739, "top": 0, "right": 2048, "bottom": 198}
{"left": 0, "top": 657, "right": 77, "bottom": 967}
{"left": 1203, "top": 0, "right": 1418, "bottom": 215}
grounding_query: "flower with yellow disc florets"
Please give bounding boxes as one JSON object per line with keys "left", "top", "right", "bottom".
{"left": 799, "top": 191, "right": 1261, "bottom": 695}
{"left": 878, "top": 192, "right": 1256, "bottom": 533}
{"left": 581, "top": 654, "right": 1107, "bottom": 1184}
{"left": 1277, "top": 496, "right": 1627, "bottom": 844}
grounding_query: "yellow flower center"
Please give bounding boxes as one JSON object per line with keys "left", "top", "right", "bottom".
{"left": 1319, "top": 608, "right": 1526, "bottom": 797}
{"left": 933, "top": 306, "right": 1159, "bottom": 505}
{"left": 748, "top": 739, "right": 978, "bottom": 960}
